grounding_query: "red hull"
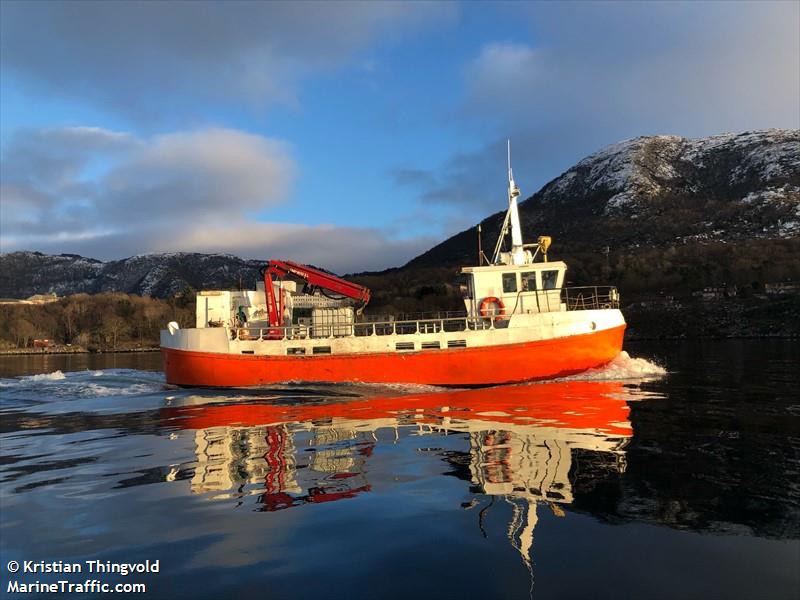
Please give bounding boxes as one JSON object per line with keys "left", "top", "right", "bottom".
{"left": 161, "top": 381, "right": 632, "bottom": 435}
{"left": 162, "top": 325, "right": 625, "bottom": 387}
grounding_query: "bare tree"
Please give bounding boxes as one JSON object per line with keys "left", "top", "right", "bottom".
{"left": 101, "top": 314, "right": 129, "bottom": 350}
{"left": 11, "top": 318, "right": 36, "bottom": 348}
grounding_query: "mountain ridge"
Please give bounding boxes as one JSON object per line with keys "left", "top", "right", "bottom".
{"left": 0, "top": 250, "right": 264, "bottom": 299}
{"left": 408, "top": 128, "right": 799, "bottom": 269}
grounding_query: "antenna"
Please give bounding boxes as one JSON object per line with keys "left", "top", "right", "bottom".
{"left": 508, "top": 140, "right": 519, "bottom": 201}
{"left": 477, "top": 223, "right": 483, "bottom": 265}
{"left": 492, "top": 139, "right": 525, "bottom": 265}
{"left": 508, "top": 139, "right": 512, "bottom": 186}
{"left": 507, "top": 140, "right": 524, "bottom": 263}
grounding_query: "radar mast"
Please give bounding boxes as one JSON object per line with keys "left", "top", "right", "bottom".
{"left": 492, "top": 141, "right": 528, "bottom": 265}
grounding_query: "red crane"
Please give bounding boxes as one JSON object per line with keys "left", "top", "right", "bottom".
{"left": 262, "top": 260, "right": 371, "bottom": 328}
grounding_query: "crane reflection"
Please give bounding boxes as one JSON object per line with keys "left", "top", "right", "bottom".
{"left": 160, "top": 380, "right": 637, "bottom": 566}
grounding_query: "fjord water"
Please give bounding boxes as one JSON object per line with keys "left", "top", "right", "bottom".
{"left": 0, "top": 342, "right": 798, "bottom": 599}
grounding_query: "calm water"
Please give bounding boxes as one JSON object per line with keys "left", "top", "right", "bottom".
{"left": 0, "top": 342, "right": 798, "bottom": 599}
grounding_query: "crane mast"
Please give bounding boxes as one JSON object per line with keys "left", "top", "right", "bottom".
{"left": 263, "top": 260, "right": 371, "bottom": 328}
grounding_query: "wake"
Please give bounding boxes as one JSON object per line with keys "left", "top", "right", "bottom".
{"left": 559, "top": 351, "right": 666, "bottom": 381}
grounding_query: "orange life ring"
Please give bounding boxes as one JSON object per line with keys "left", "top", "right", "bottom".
{"left": 479, "top": 296, "right": 506, "bottom": 321}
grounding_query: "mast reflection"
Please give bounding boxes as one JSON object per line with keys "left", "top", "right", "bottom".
{"left": 161, "top": 381, "right": 635, "bottom": 563}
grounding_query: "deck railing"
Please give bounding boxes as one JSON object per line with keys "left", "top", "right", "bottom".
{"left": 562, "top": 286, "right": 620, "bottom": 311}
{"left": 233, "top": 286, "right": 619, "bottom": 341}
{"left": 234, "top": 316, "right": 493, "bottom": 341}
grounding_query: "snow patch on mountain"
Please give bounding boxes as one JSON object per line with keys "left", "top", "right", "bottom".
{"left": 538, "top": 129, "right": 800, "bottom": 217}
{"left": 0, "top": 251, "right": 267, "bottom": 299}
{"left": 741, "top": 185, "right": 799, "bottom": 205}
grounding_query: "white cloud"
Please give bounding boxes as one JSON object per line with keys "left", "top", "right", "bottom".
{"left": 465, "top": 43, "right": 541, "bottom": 114}
{"left": 463, "top": 2, "right": 799, "bottom": 134}
{"left": 0, "top": 126, "right": 431, "bottom": 272}
{"left": 1, "top": 126, "right": 294, "bottom": 234}
{"left": 163, "top": 222, "right": 435, "bottom": 273}
{"left": 101, "top": 128, "right": 295, "bottom": 222}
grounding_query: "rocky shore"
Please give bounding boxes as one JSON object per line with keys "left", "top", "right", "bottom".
{"left": 0, "top": 345, "right": 160, "bottom": 356}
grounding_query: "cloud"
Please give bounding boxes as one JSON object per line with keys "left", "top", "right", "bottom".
{"left": 389, "top": 168, "right": 439, "bottom": 189}
{"left": 0, "top": 0, "right": 455, "bottom": 119}
{"left": 155, "top": 223, "right": 436, "bottom": 273}
{"left": 2, "top": 222, "right": 434, "bottom": 275}
{"left": 391, "top": 143, "right": 510, "bottom": 209}
{"left": 0, "top": 126, "right": 432, "bottom": 272}
{"left": 463, "top": 1, "right": 799, "bottom": 135}
{"left": 389, "top": 133, "right": 578, "bottom": 214}
{"left": 1, "top": 126, "right": 293, "bottom": 231}
{"left": 466, "top": 42, "right": 541, "bottom": 112}
{"left": 1, "top": 127, "right": 137, "bottom": 196}
{"left": 100, "top": 129, "right": 294, "bottom": 223}
{"left": 395, "top": 1, "right": 799, "bottom": 215}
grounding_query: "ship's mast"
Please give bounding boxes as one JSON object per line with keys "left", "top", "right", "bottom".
{"left": 507, "top": 141, "right": 526, "bottom": 265}
{"left": 492, "top": 141, "right": 527, "bottom": 265}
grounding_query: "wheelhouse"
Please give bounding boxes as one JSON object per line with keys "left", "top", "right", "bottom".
{"left": 461, "top": 261, "right": 568, "bottom": 317}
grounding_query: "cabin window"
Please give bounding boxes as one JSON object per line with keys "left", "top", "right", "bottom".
{"left": 521, "top": 272, "right": 537, "bottom": 291}
{"left": 542, "top": 270, "right": 559, "bottom": 290}
{"left": 502, "top": 273, "right": 518, "bottom": 293}
{"left": 458, "top": 275, "right": 472, "bottom": 299}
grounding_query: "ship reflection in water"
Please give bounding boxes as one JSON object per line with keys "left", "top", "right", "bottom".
{"left": 161, "top": 381, "right": 637, "bottom": 567}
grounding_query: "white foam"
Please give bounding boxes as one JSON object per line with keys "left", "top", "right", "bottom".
{"left": 279, "top": 381, "right": 448, "bottom": 396}
{"left": 360, "top": 381, "right": 448, "bottom": 395}
{"left": 81, "top": 382, "right": 161, "bottom": 397}
{"left": 25, "top": 370, "right": 67, "bottom": 382}
{"left": 559, "top": 351, "right": 666, "bottom": 381}
{"left": 1, "top": 369, "right": 165, "bottom": 400}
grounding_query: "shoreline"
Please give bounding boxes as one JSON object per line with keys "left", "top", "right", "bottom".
{"left": 0, "top": 347, "right": 161, "bottom": 356}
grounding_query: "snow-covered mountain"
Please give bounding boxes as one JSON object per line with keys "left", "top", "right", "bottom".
{"left": 547, "top": 129, "right": 798, "bottom": 237}
{"left": 0, "top": 251, "right": 263, "bottom": 299}
{"left": 410, "top": 129, "right": 799, "bottom": 267}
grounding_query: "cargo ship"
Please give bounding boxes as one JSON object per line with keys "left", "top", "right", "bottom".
{"left": 161, "top": 145, "right": 625, "bottom": 387}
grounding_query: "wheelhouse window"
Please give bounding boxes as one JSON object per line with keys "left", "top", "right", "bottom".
{"left": 541, "top": 270, "right": 559, "bottom": 290}
{"left": 457, "top": 275, "right": 472, "bottom": 299}
{"left": 502, "top": 273, "right": 518, "bottom": 293}
{"left": 521, "top": 272, "right": 537, "bottom": 291}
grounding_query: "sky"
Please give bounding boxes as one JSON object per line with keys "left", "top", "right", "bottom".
{"left": 1, "top": 0, "right": 798, "bottom": 273}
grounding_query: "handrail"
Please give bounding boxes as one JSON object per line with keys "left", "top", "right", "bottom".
{"left": 561, "top": 286, "right": 619, "bottom": 311}
{"left": 233, "top": 315, "right": 493, "bottom": 341}
{"left": 358, "top": 310, "right": 466, "bottom": 322}
{"left": 231, "top": 285, "right": 619, "bottom": 342}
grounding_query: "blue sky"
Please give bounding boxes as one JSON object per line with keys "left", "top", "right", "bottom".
{"left": 1, "top": 0, "right": 798, "bottom": 272}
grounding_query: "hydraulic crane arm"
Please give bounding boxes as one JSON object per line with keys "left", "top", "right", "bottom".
{"left": 262, "top": 259, "right": 371, "bottom": 328}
